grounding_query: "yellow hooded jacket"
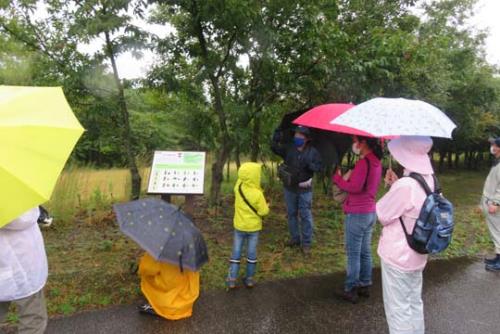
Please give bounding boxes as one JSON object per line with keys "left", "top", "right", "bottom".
{"left": 233, "top": 163, "right": 270, "bottom": 232}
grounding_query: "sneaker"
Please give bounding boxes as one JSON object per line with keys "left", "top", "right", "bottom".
{"left": 357, "top": 286, "right": 371, "bottom": 298}
{"left": 37, "top": 206, "right": 53, "bottom": 228}
{"left": 138, "top": 303, "right": 158, "bottom": 317}
{"left": 485, "top": 262, "right": 500, "bottom": 272}
{"left": 285, "top": 239, "right": 300, "bottom": 248}
{"left": 226, "top": 278, "right": 237, "bottom": 290}
{"left": 38, "top": 216, "right": 53, "bottom": 228}
{"left": 340, "top": 288, "right": 359, "bottom": 304}
{"left": 484, "top": 254, "right": 500, "bottom": 265}
{"left": 243, "top": 277, "right": 255, "bottom": 289}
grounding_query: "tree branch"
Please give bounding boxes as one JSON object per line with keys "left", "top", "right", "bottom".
{"left": 215, "top": 30, "right": 237, "bottom": 79}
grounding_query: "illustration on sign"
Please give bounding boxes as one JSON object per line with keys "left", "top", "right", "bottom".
{"left": 147, "top": 151, "right": 206, "bottom": 194}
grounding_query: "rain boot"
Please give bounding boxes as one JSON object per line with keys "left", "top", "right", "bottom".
{"left": 484, "top": 254, "right": 500, "bottom": 265}
{"left": 485, "top": 256, "right": 500, "bottom": 272}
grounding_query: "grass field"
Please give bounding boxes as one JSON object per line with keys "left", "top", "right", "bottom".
{"left": 3, "top": 165, "right": 494, "bottom": 322}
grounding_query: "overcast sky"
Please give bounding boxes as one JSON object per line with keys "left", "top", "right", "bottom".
{"left": 470, "top": 0, "right": 500, "bottom": 66}
{"left": 80, "top": 0, "right": 500, "bottom": 79}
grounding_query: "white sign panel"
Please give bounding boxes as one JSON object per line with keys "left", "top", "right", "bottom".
{"left": 147, "top": 151, "right": 206, "bottom": 195}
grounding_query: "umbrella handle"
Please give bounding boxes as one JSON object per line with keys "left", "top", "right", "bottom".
{"left": 179, "top": 254, "right": 184, "bottom": 273}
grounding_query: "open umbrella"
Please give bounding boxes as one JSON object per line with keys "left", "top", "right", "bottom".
{"left": 0, "top": 86, "right": 84, "bottom": 227}
{"left": 113, "top": 198, "right": 209, "bottom": 271}
{"left": 330, "top": 97, "right": 457, "bottom": 138}
{"left": 293, "top": 103, "right": 375, "bottom": 136}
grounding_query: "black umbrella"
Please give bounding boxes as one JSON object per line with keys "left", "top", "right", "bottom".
{"left": 277, "top": 108, "right": 352, "bottom": 170}
{"left": 113, "top": 198, "right": 208, "bottom": 271}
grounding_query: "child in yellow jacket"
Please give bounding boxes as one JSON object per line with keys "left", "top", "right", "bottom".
{"left": 226, "top": 162, "right": 270, "bottom": 289}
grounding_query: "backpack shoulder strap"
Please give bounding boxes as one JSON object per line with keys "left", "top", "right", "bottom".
{"left": 408, "top": 172, "right": 433, "bottom": 195}
{"left": 432, "top": 174, "right": 442, "bottom": 194}
{"left": 238, "top": 183, "right": 260, "bottom": 216}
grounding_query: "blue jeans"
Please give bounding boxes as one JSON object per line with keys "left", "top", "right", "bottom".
{"left": 228, "top": 230, "right": 259, "bottom": 280}
{"left": 284, "top": 188, "right": 313, "bottom": 247}
{"left": 344, "top": 212, "right": 376, "bottom": 291}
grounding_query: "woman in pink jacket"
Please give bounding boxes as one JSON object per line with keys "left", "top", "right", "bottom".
{"left": 377, "top": 136, "right": 435, "bottom": 334}
{"left": 333, "top": 136, "right": 383, "bottom": 303}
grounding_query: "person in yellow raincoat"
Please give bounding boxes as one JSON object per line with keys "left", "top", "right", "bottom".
{"left": 138, "top": 253, "right": 200, "bottom": 320}
{"left": 226, "top": 162, "right": 270, "bottom": 289}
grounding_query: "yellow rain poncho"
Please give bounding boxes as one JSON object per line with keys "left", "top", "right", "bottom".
{"left": 233, "top": 162, "right": 270, "bottom": 232}
{"left": 138, "top": 253, "right": 200, "bottom": 320}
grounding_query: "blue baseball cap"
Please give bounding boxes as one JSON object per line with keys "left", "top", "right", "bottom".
{"left": 489, "top": 137, "right": 500, "bottom": 146}
{"left": 295, "top": 126, "right": 311, "bottom": 137}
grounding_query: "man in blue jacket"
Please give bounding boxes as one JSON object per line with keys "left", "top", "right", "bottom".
{"left": 271, "top": 126, "right": 322, "bottom": 255}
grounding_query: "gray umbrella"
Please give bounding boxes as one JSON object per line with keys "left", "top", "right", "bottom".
{"left": 113, "top": 198, "right": 209, "bottom": 271}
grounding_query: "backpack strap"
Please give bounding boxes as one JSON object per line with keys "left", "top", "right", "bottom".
{"left": 408, "top": 172, "right": 433, "bottom": 195}
{"left": 432, "top": 175, "right": 441, "bottom": 194}
{"left": 399, "top": 217, "right": 412, "bottom": 238}
{"left": 399, "top": 173, "right": 434, "bottom": 240}
{"left": 238, "top": 183, "right": 260, "bottom": 216}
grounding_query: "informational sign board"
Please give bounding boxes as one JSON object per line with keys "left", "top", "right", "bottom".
{"left": 147, "top": 151, "right": 206, "bottom": 195}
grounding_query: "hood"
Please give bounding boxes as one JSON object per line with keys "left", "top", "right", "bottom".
{"left": 238, "top": 162, "right": 262, "bottom": 188}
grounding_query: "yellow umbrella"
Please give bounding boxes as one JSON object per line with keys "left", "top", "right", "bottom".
{"left": 0, "top": 86, "right": 84, "bottom": 227}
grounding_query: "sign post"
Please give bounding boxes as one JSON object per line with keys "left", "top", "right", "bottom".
{"left": 147, "top": 151, "right": 206, "bottom": 215}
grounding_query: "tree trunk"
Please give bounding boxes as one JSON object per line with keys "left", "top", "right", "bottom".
{"left": 250, "top": 104, "right": 262, "bottom": 162}
{"left": 438, "top": 151, "right": 445, "bottom": 173}
{"left": 473, "top": 152, "right": 480, "bottom": 170}
{"left": 250, "top": 110, "right": 261, "bottom": 162}
{"left": 210, "top": 147, "right": 231, "bottom": 205}
{"left": 192, "top": 4, "right": 232, "bottom": 205}
{"left": 430, "top": 151, "right": 436, "bottom": 172}
{"left": 454, "top": 152, "right": 460, "bottom": 169}
{"left": 207, "top": 75, "right": 231, "bottom": 205}
{"left": 467, "top": 151, "right": 474, "bottom": 170}
{"left": 226, "top": 155, "right": 231, "bottom": 182}
{"left": 447, "top": 151, "right": 453, "bottom": 170}
{"left": 235, "top": 145, "right": 241, "bottom": 169}
{"left": 104, "top": 31, "right": 141, "bottom": 199}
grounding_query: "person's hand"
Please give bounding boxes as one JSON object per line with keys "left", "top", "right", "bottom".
{"left": 343, "top": 169, "right": 353, "bottom": 180}
{"left": 488, "top": 204, "right": 498, "bottom": 214}
{"left": 298, "top": 178, "right": 312, "bottom": 188}
{"left": 384, "top": 169, "right": 398, "bottom": 187}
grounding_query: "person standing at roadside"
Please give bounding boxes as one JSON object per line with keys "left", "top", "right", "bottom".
{"left": 0, "top": 207, "right": 48, "bottom": 334}
{"left": 271, "top": 126, "right": 322, "bottom": 255}
{"left": 377, "top": 136, "right": 436, "bottom": 334}
{"left": 481, "top": 136, "right": 500, "bottom": 272}
{"left": 333, "top": 136, "right": 383, "bottom": 303}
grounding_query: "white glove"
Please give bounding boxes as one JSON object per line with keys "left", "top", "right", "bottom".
{"left": 298, "top": 178, "right": 312, "bottom": 188}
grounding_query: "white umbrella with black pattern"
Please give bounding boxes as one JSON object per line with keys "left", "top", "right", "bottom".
{"left": 330, "top": 97, "right": 457, "bottom": 138}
